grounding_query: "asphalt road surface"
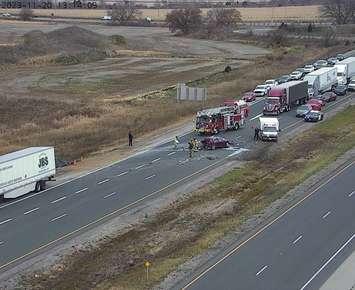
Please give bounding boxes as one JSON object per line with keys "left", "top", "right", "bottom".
{"left": 180, "top": 161, "right": 355, "bottom": 290}
{"left": 0, "top": 93, "right": 352, "bottom": 273}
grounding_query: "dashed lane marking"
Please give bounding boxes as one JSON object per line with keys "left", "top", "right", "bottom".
{"left": 103, "top": 192, "right": 117, "bottom": 199}
{"left": 50, "top": 214, "right": 67, "bottom": 223}
{"left": 50, "top": 196, "right": 67, "bottom": 204}
{"left": 144, "top": 174, "right": 156, "bottom": 180}
{"left": 168, "top": 151, "right": 176, "bottom": 156}
{"left": 322, "top": 211, "right": 331, "bottom": 219}
{"left": 292, "top": 235, "right": 303, "bottom": 245}
{"left": 348, "top": 190, "right": 355, "bottom": 197}
{"left": 75, "top": 187, "right": 88, "bottom": 194}
{"left": 135, "top": 164, "right": 145, "bottom": 170}
{"left": 256, "top": 265, "right": 268, "bottom": 276}
{"left": 0, "top": 219, "right": 13, "bottom": 226}
{"left": 116, "top": 171, "right": 128, "bottom": 177}
{"left": 23, "top": 207, "right": 40, "bottom": 215}
{"left": 151, "top": 158, "right": 161, "bottom": 163}
{"left": 97, "top": 179, "right": 110, "bottom": 185}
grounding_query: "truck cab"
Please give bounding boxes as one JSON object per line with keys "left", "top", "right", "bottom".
{"left": 263, "top": 87, "right": 287, "bottom": 115}
{"left": 259, "top": 117, "right": 279, "bottom": 142}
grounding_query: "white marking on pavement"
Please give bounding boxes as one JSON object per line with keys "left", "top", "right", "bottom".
{"left": 0, "top": 241, "right": 3, "bottom": 246}
{"left": 75, "top": 187, "right": 88, "bottom": 194}
{"left": 300, "top": 233, "right": 355, "bottom": 290}
{"left": 168, "top": 151, "right": 176, "bottom": 156}
{"left": 348, "top": 190, "right": 355, "bottom": 197}
{"left": 23, "top": 207, "right": 40, "bottom": 215}
{"left": 256, "top": 265, "right": 268, "bottom": 276}
{"left": 322, "top": 211, "right": 331, "bottom": 219}
{"left": 144, "top": 174, "right": 156, "bottom": 180}
{"left": 179, "top": 159, "right": 189, "bottom": 164}
{"left": 135, "top": 164, "right": 145, "bottom": 170}
{"left": 51, "top": 196, "right": 67, "bottom": 204}
{"left": 250, "top": 113, "right": 263, "bottom": 121}
{"left": 0, "top": 219, "right": 12, "bottom": 226}
{"left": 151, "top": 158, "right": 161, "bottom": 163}
{"left": 293, "top": 235, "right": 303, "bottom": 245}
{"left": 103, "top": 192, "right": 117, "bottom": 199}
{"left": 228, "top": 148, "right": 249, "bottom": 157}
{"left": 97, "top": 178, "right": 110, "bottom": 185}
{"left": 116, "top": 171, "right": 128, "bottom": 177}
{"left": 50, "top": 214, "right": 67, "bottom": 222}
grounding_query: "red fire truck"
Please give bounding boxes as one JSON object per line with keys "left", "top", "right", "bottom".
{"left": 223, "top": 99, "right": 250, "bottom": 118}
{"left": 195, "top": 103, "right": 246, "bottom": 135}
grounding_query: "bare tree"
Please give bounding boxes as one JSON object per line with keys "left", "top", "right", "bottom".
{"left": 19, "top": 7, "right": 34, "bottom": 21}
{"left": 108, "top": 1, "right": 141, "bottom": 25}
{"left": 320, "top": 0, "right": 355, "bottom": 24}
{"left": 166, "top": 7, "right": 203, "bottom": 35}
{"left": 206, "top": 8, "right": 241, "bottom": 36}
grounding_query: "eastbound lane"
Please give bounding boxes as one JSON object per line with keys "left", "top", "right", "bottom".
{"left": 0, "top": 94, "right": 351, "bottom": 272}
{"left": 181, "top": 162, "right": 355, "bottom": 290}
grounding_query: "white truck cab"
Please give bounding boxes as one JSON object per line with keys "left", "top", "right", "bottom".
{"left": 259, "top": 117, "right": 280, "bottom": 142}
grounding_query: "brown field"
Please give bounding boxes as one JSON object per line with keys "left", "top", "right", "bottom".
{"left": 0, "top": 5, "right": 322, "bottom": 21}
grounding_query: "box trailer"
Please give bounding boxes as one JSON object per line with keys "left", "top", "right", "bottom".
{"left": 0, "top": 147, "right": 55, "bottom": 199}
{"left": 335, "top": 57, "right": 355, "bottom": 85}
{"left": 264, "top": 81, "right": 308, "bottom": 115}
{"left": 303, "top": 67, "right": 337, "bottom": 95}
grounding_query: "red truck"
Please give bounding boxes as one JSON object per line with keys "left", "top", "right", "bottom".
{"left": 263, "top": 81, "right": 309, "bottom": 116}
{"left": 196, "top": 105, "right": 245, "bottom": 135}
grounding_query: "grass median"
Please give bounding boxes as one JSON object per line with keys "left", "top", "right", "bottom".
{"left": 23, "top": 105, "right": 355, "bottom": 290}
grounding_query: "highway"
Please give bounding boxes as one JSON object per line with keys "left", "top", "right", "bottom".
{"left": 0, "top": 93, "right": 352, "bottom": 273}
{"left": 181, "top": 160, "right": 355, "bottom": 290}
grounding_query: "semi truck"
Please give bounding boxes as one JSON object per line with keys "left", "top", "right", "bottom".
{"left": 263, "top": 81, "right": 308, "bottom": 115}
{"left": 259, "top": 117, "right": 279, "bottom": 142}
{"left": 0, "top": 147, "right": 55, "bottom": 199}
{"left": 335, "top": 57, "right": 355, "bottom": 85}
{"left": 303, "top": 67, "right": 337, "bottom": 95}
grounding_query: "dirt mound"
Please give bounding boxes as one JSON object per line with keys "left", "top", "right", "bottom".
{"left": 0, "top": 26, "right": 119, "bottom": 65}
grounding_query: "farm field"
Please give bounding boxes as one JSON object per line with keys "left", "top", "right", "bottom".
{"left": 0, "top": 5, "right": 322, "bottom": 21}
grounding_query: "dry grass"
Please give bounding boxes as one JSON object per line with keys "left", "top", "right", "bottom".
{"left": 0, "top": 5, "right": 322, "bottom": 21}
{"left": 21, "top": 105, "right": 355, "bottom": 290}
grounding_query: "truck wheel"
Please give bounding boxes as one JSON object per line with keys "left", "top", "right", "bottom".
{"left": 35, "top": 182, "right": 41, "bottom": 193}
{"left": 39, "top": 180, "right": 46, "bottom": 191}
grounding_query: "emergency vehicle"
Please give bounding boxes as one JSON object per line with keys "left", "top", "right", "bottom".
{"left": 195, "top": 102, "right": 247, "bottom": 135}
{"left": 223, "top": 99, "right": 250, "bottom": 118}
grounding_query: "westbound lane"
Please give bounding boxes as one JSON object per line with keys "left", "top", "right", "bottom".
{"left": 0, "top": 94, "right": 351, "bottom": 272}
{"left": 181, "top": 162, "right": 355, "bottom": 290}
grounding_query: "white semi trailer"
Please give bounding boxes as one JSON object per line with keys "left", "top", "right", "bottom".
{"left": 0, "top": 147, "right": 55, "bottom": 199}
{"left": 303, "top": 67, "right": 337, "bottom": 95}
{"left": 335, "top": 57, "right": 355, "bottom": 85}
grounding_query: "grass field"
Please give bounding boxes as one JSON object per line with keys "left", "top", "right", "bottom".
{"left": 0, "top": 5, "right": 322, "bottom": 21}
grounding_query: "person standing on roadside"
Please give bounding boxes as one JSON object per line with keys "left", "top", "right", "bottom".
{"left": 254, "top": 127, "right": 260, "bottom": 141}
{"left": 188, "top": 139, "right": 193, "bottom": 158}
{"left": 174, "top": 135, "right": 180, "bottom": 150}
{"left": 128, "top": 131, "right": 133, "bottom": 147}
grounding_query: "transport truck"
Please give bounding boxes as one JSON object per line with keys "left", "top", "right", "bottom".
{"left": 263, "top": 81, "right": 308, "bottom": 115}
{"left": 335, "top": 57, "right": 355, "bottom": 85}
{"left": 303, "top": 67, "right": 337, "bottom": 95}
{"left": 259, "top": 117, "right": 279, "bottom": 142}
{"left": 0, "top": 147, "right": 55, "bottom": 199}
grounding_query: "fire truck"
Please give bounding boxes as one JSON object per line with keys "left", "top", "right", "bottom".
{"left": 196, "top": 102, "right": 247, "bottom": 135}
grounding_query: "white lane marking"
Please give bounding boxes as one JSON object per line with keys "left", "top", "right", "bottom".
{"left": 293, "top": 235, "right": 303, "bottom": 245}
{"left": 300, "top": 233, "right": 355, "bottom": 290}
{"left": 103, "top": 192, "right": 117, "bottom": 199}
{"left": 116, "top": 171, "right": 128, "bottom": 177}
{"left": 50, "top": 214, "right": 67, "bottom": 222}
{"left": 50, "top": 196, "right": 67, "bottom": 204}
{"left": 135, "top": 164, "right": 145, "bottom": 170}
{"left": 0, "top": 218, "right": 13, "bottom": 226}
{"left": 228, "top": 148, "right": 249, "bottom": 157}
{"left": 0, "top": 241, "right": 3, "bottom": 246}
{"left": 23, "top": 207, "right": 40, "bottom": 215}
{"left": 151, "top": 158, "right": 161, "bottom": 163}
{"left": 250, "top": 113, "right": 263, "bottom": 121}
{"left": 75, "top": 187, "right": 88, "bottom": 194}
{"left": 348, "top": 190, "right": 355, "bottom": 197}
{"left": 168, "top": 151, "right": 176, "bottom": 156}
{"left": 322, "top": 211, "right": 331, "bottom": 219}
{"left": 179, "top": 159, "right": 189, "bottom": 164}
{"left": 97, "top": 178, "right": 110, "bottom": 185}
{"left": 256, "top": 265, "right": 268, "bottom": 276}
{"left": 144, "top": 174, "right": 156, "bottom": 180}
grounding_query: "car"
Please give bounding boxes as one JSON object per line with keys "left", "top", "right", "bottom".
{"left": 318, "top": 91, "right": 337, "bottom": 102}
{"left": 348, "top": 79, "right": 355, "bottom": 91}
{"left": 289, "top": 70, "right": 303, "bottom": 80}
{"left": 1, "top": 13, "right": 11, "bottom": 18}
{"left": 201, "top": 136, "right": 229, "bottom": 150}
{"left": 307, "top": 99, "right": 323, "bottom": 111}
{"left": 308, "top": 87, "right": 315, "bottom": 98}
{"left": 310, "top": 95, "right": 327, "bottom": 106}
{"left": 253, "top": 85, "right": 270, "bottom": 97}
{"left": 264, "top": 79, "right": 278, "bottom": 88}
{"left": 276, "top": 75, "right": 291, "bottom": 84}
{"left": 336, "top": 54, "right": 345, "bottom": 61}
{"left": 327, "top": 57, "right": 338, "bottom": 66}
{"left": 333, "top": 84, "right": 347, "bottom": 95}
{"left": 242, "top": 91, "right": 256, "bottom": 102}
{"left": 296, "top": 104, "right": 312, "bottom": 117}
{"left": 304, "top": 110, "right": 324, "bottom": 122}
{"left": 313, "top": 60, "right": 328, "bottom": 69}
{"left": 102, "top": 15, "right": 112, "bottom": 20}
{"left": 303, "top": 65, "right": 315, "bottom": 74}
